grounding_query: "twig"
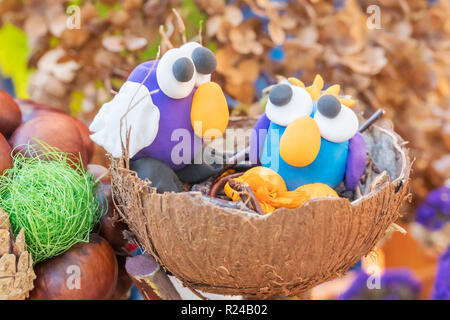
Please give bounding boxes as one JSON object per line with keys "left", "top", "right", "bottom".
{"left": 159, "top": 25, "right": 174, "bottom": 49}
{"left": 226, "top": 147, "right": 250, "bottom": 165}
{"left": 359, "top": 109, "right": 385, "bottom": 133}
{"left": 209, "top": 172, "right": 244, "bottom": 198}
{"left": 172, "top": 8, "right": 187, "bottom": 44}
{"left": 228, "top": 180, "right": 264, "bottom": 215}
{"left": 198, "top": 20, "right": 203, "bottom": 45}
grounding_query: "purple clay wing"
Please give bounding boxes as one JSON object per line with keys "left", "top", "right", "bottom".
{"left": 345, "top": 132, "right": 367, "bottom": 190}
{"left": 249, "top": 113, "right": 271, "bottom": 164}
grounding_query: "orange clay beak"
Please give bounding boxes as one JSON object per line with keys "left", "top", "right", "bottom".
{"left": 191, "top": 82, "right": 229, "bottom": 140}
{"left": 279, "top": 116, "right": 321, "bottom": 167}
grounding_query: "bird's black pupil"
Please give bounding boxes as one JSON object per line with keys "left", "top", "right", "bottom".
{"left": 317, "top": 94, "right": 341, "bottom": 118}
{"left": 173, "top": 57, "right": 194, "bottom": 82}
{"left": 192, "top": 47, "right": 217, "bottom": 75}
{"left": 269, "top": 84, "right": 293, "bottom": 107}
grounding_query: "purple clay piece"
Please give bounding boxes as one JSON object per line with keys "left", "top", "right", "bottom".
{"left": 129, "top": 60, "right": 202, "bottom": 171}
{"left": 339, "top": 268, "right": 421, "bottom": 300}
{"left": 125, "top": 254, "right": 159, "bottom": 277}
{"left": 415, "top": 186, "right": 450, "bottom": 231}
{"left": 431, "top": 246, "right": 450, "bottom": 300}
{"left": 249, "top": 113, "right": 271, "bottom": 164}
{"left": 344, "top": 132, "right": 366, "bottom": 190}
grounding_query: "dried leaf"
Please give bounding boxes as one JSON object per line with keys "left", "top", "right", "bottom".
{"left": 224, "top": 6, "right": 243, "bottom": 27}
{"left": 125, "top": 36, "right": 148, "bottom": 51}
{"left": 267, "top": 20, "right": 285, "bottom": 45}
{"left": 37, "top": 48, "right": 80, "bottom": 83}
{"left": 102, "top": 36, "right": 125, "bottom": 53}
{"left": 24, "top": 14, "right": 48, "bottom": 38}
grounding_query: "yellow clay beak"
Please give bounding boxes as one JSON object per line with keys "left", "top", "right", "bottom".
{"left": 191, "top": 82, "right": 229, "bottom": 139}
{"left": 280, "top": 116, "right": 321, "bottom": 167}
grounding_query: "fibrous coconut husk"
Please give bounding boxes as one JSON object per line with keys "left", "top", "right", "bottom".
{"left": 0, "top": 210, "right": 36, "bottom": 300}
{"left": 110, "top": 124, "right": 410, "bottom": 299}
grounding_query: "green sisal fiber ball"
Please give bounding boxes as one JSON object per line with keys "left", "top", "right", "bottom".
{"left": 0, "top": 144, "right": 102, "bottom": 264}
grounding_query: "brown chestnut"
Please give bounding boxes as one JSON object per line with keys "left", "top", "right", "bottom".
{"left": 109, "top": 255, "right": 132, "bottom": 300}
{"left": 0, "top": 133, "right": 13, "bottom": 175}
{"left": 9, "top": 113, "right": 89, "bottom": 168}
{"left": 29, "top": 234, "right": 118, "bottom": 300}
{"left": 16, "top": 99, "right": 94, "bottom": 163}
{"left": 0, "top": 91, "right": 22, "bottom": 137}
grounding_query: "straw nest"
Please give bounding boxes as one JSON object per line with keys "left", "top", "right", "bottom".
{"left": 110, "top": 120, "right": 411, "bottom": 298}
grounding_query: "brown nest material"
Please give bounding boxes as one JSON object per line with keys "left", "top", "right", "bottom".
{"left": 110, "top": 124, "right": 410, "bottom": 299}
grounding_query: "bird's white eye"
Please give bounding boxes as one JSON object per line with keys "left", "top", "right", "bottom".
{"left": 314, "top": 95, "right": 359, "bottom": 143}
{"left": 265, "top": 83, "right": 313, "bottom": 126}
{"left": 180, "top": 42, "right": 217, "bottom": 87}
{"left": 179, "top": 42, "right": 201, "bottom": 58}
{"left": 156, "top": 47, "right": 196, "bottom": 99}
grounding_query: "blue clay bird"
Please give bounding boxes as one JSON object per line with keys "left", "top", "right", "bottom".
{"left": 250, "top": 76, "right": 366, "bottom": 191}
{"left": 90, "top": 42, "right": 229, "bottom": 176}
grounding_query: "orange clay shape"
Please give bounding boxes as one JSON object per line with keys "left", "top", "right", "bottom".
{"left": 225, "top": 166, "right": 338, "bottom": 214}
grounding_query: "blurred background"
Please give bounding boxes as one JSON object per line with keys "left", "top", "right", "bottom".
{"left": 0, "top": 0, "right": 449, "bottom": 300}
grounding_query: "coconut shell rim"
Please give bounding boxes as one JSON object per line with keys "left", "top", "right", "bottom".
{"left": 117, "top": 124, "right": 410, "bottom": 218}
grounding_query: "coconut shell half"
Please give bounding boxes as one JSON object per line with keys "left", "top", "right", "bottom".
{"left": 110, "top": 124, "right": 410, "bottom": 298}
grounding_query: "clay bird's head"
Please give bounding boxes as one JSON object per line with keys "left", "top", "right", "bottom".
{"left": 146, "top": 41, "right": 229, "bottom": 140}
{"left": 265, "top": 75, "right": 359, "bottom": 167}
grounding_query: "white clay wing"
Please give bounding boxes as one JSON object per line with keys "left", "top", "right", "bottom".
{"left": 89, "top": 81, "right": 160, "bottom": 158}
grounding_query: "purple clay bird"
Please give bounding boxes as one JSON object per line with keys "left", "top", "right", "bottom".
{"left": 90, "top": 42, "right": 229, "bottom": 179}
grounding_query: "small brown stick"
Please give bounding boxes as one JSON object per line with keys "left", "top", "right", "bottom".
{"left": 125, "top": 253, "right": 181, "bottom": 300}
{"left": 172, "top": 8, "right": 187, "bottom": 44}
{"left": 226, "top": 147, "right": 250, "bottom": 165}
{"left": 227, "top": 180, "right": 253, "bottom": 211}
{"left": 359, "top": 109, "right": 385, "bottom": 133}
{"left": 228, "top": 180, "right": 264, "bottom": 215}
{"left": 208, "top": 172, "right": 244, "bottom": 198}
{"left": 209, "top": 147, "right": 254, "bottom": 179}
{"left": 159, "top": 25, "right": 174, "bottom": 49}
{"left": 198, "top": 20, "right": 203, "bottom": 45}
